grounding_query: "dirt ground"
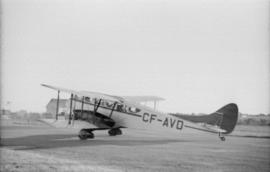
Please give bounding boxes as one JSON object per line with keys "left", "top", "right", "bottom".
{"left": 1, "top": 119, "right": 269, "bottom": 172}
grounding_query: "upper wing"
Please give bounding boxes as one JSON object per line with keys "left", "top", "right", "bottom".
{"left": 122, "top": 96, "right": 165, "bottom": 103}
{"left": 41, "top": 84, "right": 80, "bottom": 95}
{"left": 41, "top": 84, "right": 122, "bottom": 103}
{"left": 41, "top": 84, "right": 164, "bottom": 105}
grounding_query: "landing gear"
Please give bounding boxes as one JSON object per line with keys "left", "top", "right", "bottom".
{"left": 78, "top": 128, "right": 123, "bottom": 139}
{"left": 78, "top": 129, "right": 94, "bottom": 140}
{"left": 108, "top": 128, "right": 122, "bottom": 136}
{"left": 218, "top": 132, "right": 226, "bottom": 141}
{"left": 220, "top": 136, "right": 226, "bottom": 141}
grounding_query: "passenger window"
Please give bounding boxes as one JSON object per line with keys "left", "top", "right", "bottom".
{"left": 129, "top": 107, "right": 141, "bottom": 113}
{"left": 105, "top": 101, "right": 114, "bottom": 108}
{"left": 116, "top": 104, "right": 123, "bottom": 111}
{"left": 85, "top": 97, "right": 90, "bottom": 102}
{"left": 116, "top": 104, "right": 140, "bottom": 113}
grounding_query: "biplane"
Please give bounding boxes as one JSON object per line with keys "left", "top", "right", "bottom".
{"left": 41, "top": 84, "right": 238, "bottom": 141}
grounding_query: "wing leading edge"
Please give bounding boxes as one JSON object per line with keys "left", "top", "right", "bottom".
{"left": 41, "top": 84, "right": 122, "bottom": 103}
{"left": 122, "top": 96, "right": 165, "bottom": 102}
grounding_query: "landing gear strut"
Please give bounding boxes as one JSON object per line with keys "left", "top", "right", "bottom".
{"left": 108, "top": 128, "right": 122, "bottom": 136}
{"left": 219, "top": 132, "right": 226, "bottom": 141}
{"left": 78, "top": 129, "right": 95, "bottom": 140}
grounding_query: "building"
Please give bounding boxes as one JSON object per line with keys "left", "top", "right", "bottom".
{"left": 46, "top": 99, "right": 69, "bottom": 117}
{"left": 46, "top": 97, "right": 96, "bottom": 119}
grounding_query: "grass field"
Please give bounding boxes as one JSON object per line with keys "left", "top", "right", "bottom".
{"left": 1, "top": 119, "right": 269, "bottom": 172}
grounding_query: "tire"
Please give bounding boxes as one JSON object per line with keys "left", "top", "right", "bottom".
{"left": 78, "top": 129, "right": 95, "bottom": 140}
{"left": 220, "top": 137, "right": 226, "bottom": 141}
{"left": 78, "top": 129, "right": 88, "bottom": 140}
{"left": 116, "top": 129, "right": 122, "bottom": 135}
{"left": 87, "top": 132, "right": 95, "bottom": 139}
{"left": 108, "top": 129, "right": 117, "bottom": 136}
{"left": 108, "top": 128, "right": 122, "bottom": 136}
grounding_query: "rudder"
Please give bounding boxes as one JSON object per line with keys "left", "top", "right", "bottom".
{"left": 214, "top": 103, "right": 238, "bottom": 134}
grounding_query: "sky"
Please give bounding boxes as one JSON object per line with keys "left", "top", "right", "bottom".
{"left": 1, "top": 0, "right": 269, "bottom": 114}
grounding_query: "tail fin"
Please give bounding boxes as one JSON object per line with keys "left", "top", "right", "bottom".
{"left": 173, "top": 103, "right": 239, "bottom": 134}
{"left": 212, "top": 103, "right": 238, "bottom": 134}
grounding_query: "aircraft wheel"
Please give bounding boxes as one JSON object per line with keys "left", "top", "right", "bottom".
{"left": 220, "top": 136, "right": 226, "bottom": 141}
{"left": 116, "top": 129, "right": 122, "bottom": 135}
{"left": 78, "top": 129, "right": 88, "bottom": 140}
{"left": 79, "top": 129, "right": 94, "bottom": 140}
{"left": 108, "top": 128, "right": 122, "bottom": 136}
{"left": 108, "top": 129, "right": 117, "bottom": 136}
{"left": 87, "top": 131, "right": 94, "bottom": 139}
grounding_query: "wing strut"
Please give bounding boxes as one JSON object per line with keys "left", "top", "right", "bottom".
{"left": 81, "top": 96, "right": 84, "bottom": 117}
{"left": 109, "top": 102, "right": 117, "bottom": 118}
{"left": 94, "top": 99, "right": 102, "bottom": 114}
{"left": 92, "top": 99, "right": 102, "bottom": 125}
{"left": 72, "top": 96, "right": 77, "bottom": 126}
{"left": 55, "top": 90, "right": 60, "bottom": 121}
{"left": 68, "top": 93, "right": 74, "bottom": 125}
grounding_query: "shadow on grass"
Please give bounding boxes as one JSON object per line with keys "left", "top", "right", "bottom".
{"left": 0, "top": 133, "right": 190, "bottom": 150}
{"left": 229, "top": 134, "right": 270, "bottom": 139}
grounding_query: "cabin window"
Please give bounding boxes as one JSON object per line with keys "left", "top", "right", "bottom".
{"left": 116, "top": 104, "right": 126, "bottom": 112}
{"left": 129, "top": 107, "right": 141, "bottom": 113}
{"left": 116, "top": 104, "right": 141, "bottom": 113}
{"left": 105, "top": 101, "right": 114, "bottom": 108}
{"left": 85, "top": 97, "right": 90, "bottom": 102}
{"left": 100, "top": 100, "right": 105, "bottom": 106}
